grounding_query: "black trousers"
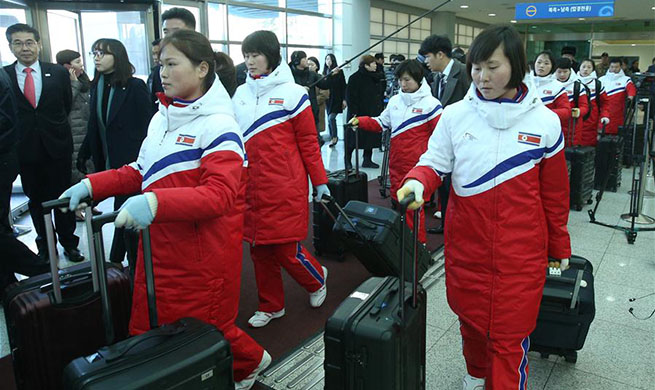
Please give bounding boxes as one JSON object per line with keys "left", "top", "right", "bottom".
{"left": 109, "top": 194, "right": 139, "bottom": 271}
{"left": 0, "top": 149, "right": 18, "bottom": 235}
{"left": 438, "top": 174, "right": 451, "bottom": 227}
{"left": 19, "top": 156, "right": 79, "bottom": 254}
{"left": 0, "top": 232, "right": 50, "bottom": 295}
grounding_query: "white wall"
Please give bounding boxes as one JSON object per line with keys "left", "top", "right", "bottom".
{"left": 333, "top": 0, "right": 371, "bottom": 79}
{"left": 592, "top": 44, "right": 655, "bottom": 72}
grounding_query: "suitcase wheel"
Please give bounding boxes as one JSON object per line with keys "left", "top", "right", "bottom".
{"left": 379, "top": 188, "right": 388, "bottom": 198}
{"left": 564, "top": 351, "right": 578, "bottom": 363}
{"left": 575, "top": 205, "right": 583, "bottom": 211}
{"left": 586, "top": 199, "right": 593, "bottom": 205}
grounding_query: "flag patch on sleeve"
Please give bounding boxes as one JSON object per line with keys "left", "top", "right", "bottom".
{"left": 517, "top": 132, "right": 541, "bottom": 146}
{"left": 176, "top": 134, "right": 196, "bottom": 147}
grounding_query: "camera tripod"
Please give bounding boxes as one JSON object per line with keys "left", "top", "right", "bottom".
{"left": 588, "top": 92, "right": 655, "bottom": 244}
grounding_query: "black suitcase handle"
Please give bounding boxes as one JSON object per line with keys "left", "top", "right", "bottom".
{"left": 102, "top": 321, "right": 186, "bottom": 363}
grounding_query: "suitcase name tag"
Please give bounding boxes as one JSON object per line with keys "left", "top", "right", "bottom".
{"left": 349, "top": 291, "right": 370, "bottom": 301}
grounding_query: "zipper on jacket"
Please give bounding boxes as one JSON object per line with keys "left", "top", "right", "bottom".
{"left": 487, "top": 129, "right": 502, "bottom": 339}
{"left": 159, "top": 110, "right": 171, "bottom": 146}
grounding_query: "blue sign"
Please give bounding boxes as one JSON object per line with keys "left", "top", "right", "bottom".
{"left": 515, "top": 1, "right": 614, "bottom": 20}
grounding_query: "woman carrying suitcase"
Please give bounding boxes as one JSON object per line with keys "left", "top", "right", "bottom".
{"left": 397, "top": 25, "right": 571, "bottom": 390}
{"left": 231, "top": 31, "right": 330, "bottom": 329}
{"left": 348, "top": 59, "right": 442, "bottom": 243}
{"left": 61, "top": 30, "right": 270, "bottom": 390}
{"left": 578, "top": 59, "right": 611, "bottom": 146}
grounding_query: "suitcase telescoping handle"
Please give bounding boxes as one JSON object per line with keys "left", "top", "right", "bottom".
{"left": 91, "top": 211, "right": 158, "bottom": 344}
{"left": 344, "top": 123, "right": 359, "bottom": 176}
{"left": 41, "top": 197, "right": 97, "bottom": 304}
{"left": 398, "top": 194, "right": 421, "bottom": 319}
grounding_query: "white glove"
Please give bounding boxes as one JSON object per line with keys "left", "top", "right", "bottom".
{"left": 600, "top": 117, "right": 610, "bottom": 125}
{"left": 59, "top": 179, "right": 92, "bottom": 212}
{"left": 115, "top": 193, "right": 158, "bottom": 231}
{"left": 314, "top": 184, "right": 331, "bottom": 202}
{"left": 396, "top": 179, "right": 424, "bottom": 210}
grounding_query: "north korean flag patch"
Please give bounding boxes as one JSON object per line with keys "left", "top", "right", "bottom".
{"left": 517, "top": 132, "right": 541, "bottom": 146}
{"left": 412, "top": 108, "right": 423, "bottom": 114}
{"left": 269, "top": 98, "right": 284, "bottom": 106}
{"left": 176, "top": 134, "right": 196, "bottom": 147}
{"left": 543, "top": 89, "right": 552, "bottom": 95}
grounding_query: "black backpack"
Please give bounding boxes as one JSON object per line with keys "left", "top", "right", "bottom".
{"left": 573, "top": 80, "right": 593, "bottom": 121}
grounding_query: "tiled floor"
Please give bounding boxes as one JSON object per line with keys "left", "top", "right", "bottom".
{"left": 2, "top": 139, "right": 654, "bottom": 389}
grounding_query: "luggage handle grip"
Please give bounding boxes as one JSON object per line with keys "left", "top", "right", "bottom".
{"left": 369, "top": 286, "right": 398, "bottom": 316}
{"left": 102, "top": 322, "right": 186, "bottom": 363}
{"left": 92, "top": 211, "right": 119, "bottom": 233}
{"left": 41, "top": 197, "right": 92, "bottom": 213}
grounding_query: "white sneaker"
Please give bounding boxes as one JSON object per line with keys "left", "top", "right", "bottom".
{"left": 235, "top": 350, "right": 272, "bottom": 390}
{"left": 463, "top": 374, "right": 485, "bottom": 390}
{"left": 434, "top": 210, "right": 442, "bottom": 218}
{"left": 309, "top": 267, "right": 328, "bottom": 308}
{"left": 247, "top": 309, "right": 285, "bottom": 328}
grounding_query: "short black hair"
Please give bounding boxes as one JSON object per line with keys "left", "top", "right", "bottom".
{"left": 580, "top": 58, "right": 596, "bottom": 71}
{"left": 601, "top": 52, "right": 609, "bottom": 57}
{"left": 241, "top": 30, "right": 282, "bottom": 71}
{"left": 394, "top": 59, "right": 424, "bottom": 84}
{"left": 152, "top": 38, "right": 161, "bottom": 47}
{"left": 555, "top": 57, "right": 573, "bottom": 70}
{"left": 561, "top": 46, "right": 576, "bottom": 56}
{"left": 535, "top": 50, "right": 557, "bottom": 75}
{"left": 396, "top": 54, "right": 406, "bottom": 61}
{"left": 5, "top": 23, "right": 40, "bottom": 43}
{"left": 290, "top": 50, "right": 306, "bottom": 66}
{"left": 214, "top": 51, "right": 237, "bottom": 97}
{"left": 161, "top": 7, "right": 196, "bottom": 29}
{"left": 307, "top": 56, "right": 320, "bottom": 72}
{"left": 467, "top": 25, "right": 527, "bottom": 90}
{"left": 55, "top": 49, "right": 80, "bottom": 65}
{"left": 374, "top": 52, "right": 385, "bottom": 60}
{"left": 609, "top": 57, "right": 622, "bottom": 65}
{"left": 419, "top": 34, "right": 452, "bottom": 58}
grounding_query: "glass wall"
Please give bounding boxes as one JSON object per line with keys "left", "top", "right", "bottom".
{"left": 369, "top": 6, "right": 431, "bottom": 61}
{"left": 170, "top": 0, "right": 334, "bottom": 66}
{"left": 454, "top": 22, "right": 483, "bottom": 49}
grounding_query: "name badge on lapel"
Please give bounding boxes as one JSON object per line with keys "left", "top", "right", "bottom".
{"left": 45, "top": 73, "right": 51, "bottom": 77}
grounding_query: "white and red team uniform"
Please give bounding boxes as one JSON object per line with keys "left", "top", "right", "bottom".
{"left": 598, "top": 69, "right": 637, "bottom": 135}
{"left": 531, "top": 74, "right": 571, "bottom": 138}
{"left": 86, "top": 80, "right": 265, "bottom": 381}
{"left": 355, "top": 79, "right": 442, "bottom": 243}
{"left": 404, "top": 82, "right": 571, "bottom": 389}
{"left": 232, "top": 62, "right": 328, "bottom": 314}
{"left": 578, "top": 71, "right": 611, "bottom": 146}
{"left": 558, "top": 72, "right": 590, "bottom": 146}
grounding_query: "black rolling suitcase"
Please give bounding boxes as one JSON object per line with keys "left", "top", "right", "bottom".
{"left": 62, "top": 212, "right": 233, "bottom": 390}
{"left": 313, "top": 125, "right": 368, "bottom": 258}
{"left": 565, "top": 117, "right": 595, "bottom": 210}
{"left": 324, "top": 196, "right": 427, "bottom": 390}
{"left": 530, "top": 255, "right": 595, "bottom": 363}
{"left": 3, "top": 200, "right": 131, "bottom": 390}
{"left": 594, "top": 124, "right": 623, "bottom": 192}
{"left": 326, "top": 198, "right": 432, "bottom": 281}
{"left": 620, "top": 124, "right": 645, "bottom": 167}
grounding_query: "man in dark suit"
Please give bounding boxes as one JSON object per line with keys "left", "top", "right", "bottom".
{"left": 4, "top": 23, "right": 83, "bottom": 262}
{"left": 420, "top": 34, "right": 471, "bottom": 234}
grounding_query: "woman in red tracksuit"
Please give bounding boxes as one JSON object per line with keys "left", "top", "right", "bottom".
{"left": 231, "top": 31, "right": 330, "bottom": 329}
{"left": 531, "top": 50, "right": 571, "bottom": 134}
{"left": 555, "top": 57, "right": 589, "bottom": 146}
{"left": 61, "top": 31, "right": 268, "bottom": 390}
{"left": 398, "top": 26, "right": 571, "bottom": 390}
{"left": 578, "top": 59, "right": 611, "bottom": 146}
{"left": 348, "top": 59, "right": 442, "bottom": 243}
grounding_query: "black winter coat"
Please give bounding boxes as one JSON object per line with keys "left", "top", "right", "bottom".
{"left": 325, "top": 69, "right": 346, "bottom": 114}
{"left": 80, "top": 77, "right": 154, "bottom": 172}
{"left": 291, "top": 66, "right": 330, "bottom": 123}
{"left": 346, "top": 66, "right": 385, "bottom": 150}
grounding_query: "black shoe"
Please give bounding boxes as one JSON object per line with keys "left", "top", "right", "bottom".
{"left": 427, "top": 224, "right": 444, "bottom": 234}
{"left": 361, "top": 160, "right": 380, "bottom": 169}
{"left": 64, "top": 248, "right": 85, "bottom": 263}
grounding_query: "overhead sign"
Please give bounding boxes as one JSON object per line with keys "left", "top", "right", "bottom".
{"left": 515, "top": 1, "right": 615, "bottom": 20}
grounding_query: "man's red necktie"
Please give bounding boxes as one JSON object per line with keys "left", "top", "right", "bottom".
{"left": 24, "top": 67, "right": 36, "bottom": 108}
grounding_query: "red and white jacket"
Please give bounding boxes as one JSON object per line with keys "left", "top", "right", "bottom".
{"left": 559, "top": 72, "right": 590, "bottom": 146}
{"left": 578, "top": 71, "right": 610, "bottom": 146}
{"left": 598, "top": 70, "right": 637, "bottom": 135}
{"left": 404, "top": 82, "right": 571, "bottom": 340}
{"left": 531, "top": 73, "right": 571, "bottom": 137}
{"left": 232, "top": 62, "right": 328, "bottom": 245}
{"left": 87, "top": 80, "right": 248, "bottom": 335}
{"left": 356, "top": 79, "right": 442, "bottom": 198}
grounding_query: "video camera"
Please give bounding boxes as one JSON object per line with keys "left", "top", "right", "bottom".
{"left": 631, "top": 72, "right": 655, "bottom": 96}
